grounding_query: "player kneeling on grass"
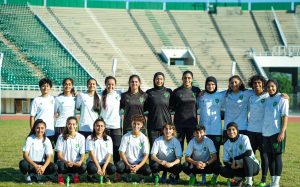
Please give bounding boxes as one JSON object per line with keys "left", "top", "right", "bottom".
{"left": 86, "top": 118, "right": 116, "bottom": 184}
{"left": 150, "top": 123, "right": 182, "bottom": 185}
{"left": 220, "top": 122, "right": 260, "bottom": 187}
{"left": 19, "top": 119, "right": 57, "bottom": 184}
{"left": 56, "top": 116, "right": 86, "bottom": 185}
{"left": 116, "top": 114, "right": 151, "bottom": 183}
{"left": 182, "top": 125, "right": 219, "bottom": 186}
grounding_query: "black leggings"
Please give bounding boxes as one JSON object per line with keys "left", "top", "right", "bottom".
{"left": 57, "top": 160, "right": 86, "bottom": 174}
{"left": 264, "top": 153, "right": 282, "bottom": 176}
{"left": 247, "top": 131, "right": 268, "bottom": 182}
{"left": 150, "top": 162, "right": 181, "bottom": 175}
{"left": 206, "top": 135, "right": 222, "bottom": 163}
{"left": 262, "top": 134, "right": 284, "bottom": 176}
{"left": 19, "top": 160, "right": 57, "bottom": 175}
{"left": 78, "top": 131, "right": 92, "bottom": 139}
{"left": 115, "top": 160, "right": 151, "bottom": 176}
{"left": 176, "top": 128, "right": 194, "bottom": 151}
{"left": 87, "top": 161, "right": 116, "bottom": 175}
{"left": 106, "top": 128, "right": 122, "bottom": 164}
{"left": 220, "top": 157, "right": 260, "bottom": 178}
{"left": 182, "top": 161, "right": 220, "bottom": 175}
{"left": 147, "top": 129, "right": 162, "bottom": 150}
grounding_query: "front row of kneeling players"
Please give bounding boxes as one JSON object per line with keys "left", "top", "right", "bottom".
{"left": 20, "top": 115, "right": 259, "bottom": 186}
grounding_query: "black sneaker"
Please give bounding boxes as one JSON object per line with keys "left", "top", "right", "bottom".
{"left": 87, "top": 175, "right": 98, "bottom": 183}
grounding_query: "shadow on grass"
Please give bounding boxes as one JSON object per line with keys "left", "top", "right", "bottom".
{"left": 0, "top": 168, "right": 229, "bottom": 186}
{"left": 0, "top": 167, "right": 24, "bottom": 183}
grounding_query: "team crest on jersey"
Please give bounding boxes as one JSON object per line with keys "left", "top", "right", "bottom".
{"left": 273, "top": 102, "right": 278, "bottom": 107}
{"left": 105, "top": 142, "right": 108, "bottom": 148}
{"left": 139, "top": 142, "right": 144, "bottom": 149}
{"left": 163, "top": 92, "right": 170, "bottom": 98}
{"left": 76, "top": 144, "right": 79, "bottom": 149}
{"left": 261, "top": 99, "right": 265, "bottom": 103}
{"left": 273, "top": 143, "right": 279, "bottom": 149}
{"left": 239, "top": 95, "right": 243, "bottom": 100}
{"left": 239, "top": 144, "right": 243, "bottom": 150}
{"left": 203, "top": 146, "right": 207, "bottom": 151}
{"left": 139, "top": 97, "right": 145, "bottom": 104}
{"left": 215, "top": 99, "right": 219, "bottom": 104}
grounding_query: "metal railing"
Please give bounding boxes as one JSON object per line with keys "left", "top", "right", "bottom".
{"left": 249, "top": 46, "right": 300, "bottom": 57}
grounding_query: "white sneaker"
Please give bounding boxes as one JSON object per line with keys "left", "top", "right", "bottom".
{"left": 24, "top": 174, "right": 32, "bottom": 185}
{"left": 35, "top": 174, "right": 43, "bottom": 184}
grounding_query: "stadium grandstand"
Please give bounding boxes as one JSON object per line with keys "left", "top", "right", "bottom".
{"left": 0, "top": 0, "right": 300, "bottom": 114}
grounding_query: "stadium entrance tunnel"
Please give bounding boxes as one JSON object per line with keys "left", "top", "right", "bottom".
{"left": 161, "top": 46, "right": 196, "bottom": 66}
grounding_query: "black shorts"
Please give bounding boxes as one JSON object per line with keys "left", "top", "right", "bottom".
{"left": 247, "top": 131, "right": 263, "bottom": 152}
{"left": 262, "top": 133, "right": 286, "bottom": 154}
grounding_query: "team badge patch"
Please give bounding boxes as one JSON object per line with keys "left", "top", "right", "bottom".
{"left": 215, "top": 99, "right": 219, "bottom": 104}
{"left": 139, "top": 97, "right": 144, "bottom": 104}
{"left": 139, "top": 142, "right": 144, "bottom": 149}
{"left": 239, "top": 95, "right": 243, "bottom": 100}
{"left": 273, "top": 102, "right": 278, "bottom": 107}
{"left": 239, "top": 144, "right": 243, "bottom": 150}
{"left": 261, "top": 99, "right": 265, "bottom": 103}
{"left": 203, "top": 147, "right": 207, "bottom": 151}
{"left": 163, "top": 92, "right": 170, "bottom": 98}
{"left": 273, "top": 143, "right": 279, "bottom": 149}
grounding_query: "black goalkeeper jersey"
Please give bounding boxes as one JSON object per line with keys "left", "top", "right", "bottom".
{"left": 120, "top": 91, "right": 148, "bottom": 130}
{"left": 145, "top": 87, "right": 172, "bottom": 130}
{"left": 170, "top": 86, "right": 201, "bottom": 129}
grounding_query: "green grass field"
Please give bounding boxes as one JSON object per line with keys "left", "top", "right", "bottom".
{"left": 0, "top": 120, "right": 299, "bottom": 186}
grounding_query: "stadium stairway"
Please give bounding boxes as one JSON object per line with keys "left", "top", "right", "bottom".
{"left": 275, "top": 10, "right": 300, "bottom": 46}
{"left": 0, "top": 5, "right": 91, "bottom": 86}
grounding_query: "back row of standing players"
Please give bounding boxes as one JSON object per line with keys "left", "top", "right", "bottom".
{"left": 29, "top": 71, "right": 289, "bottom": 186}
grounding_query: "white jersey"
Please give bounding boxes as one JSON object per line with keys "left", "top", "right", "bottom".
{"left": 223, "top": 134, "right": 258, "bottom": 164}
{"left": 185, "top": 136, "right": 216, "bottom": 162}
{"left": 86, "top": 135, "right": 113, "bottom": 164}
{"left": 30, "top": 95, "right": 55, "bottom": 136}
{"left": 54, "top": 95, "right": 76, "bottom": 128}
{"left": 248, "top": 93, "right": 269, "bottom": 133}
{"left": 224, "top": 90, "right": 253, "bottom": 131}
{"left": 56, "top": 132, "right": 85, "bottom": 162}
{"left": 76, "top": 92, "right": 101, "bottom": 132}
{"left": 197, "top": 91, "right": 225, "bottom": 135}
{"left": 119, "top": 132, "right": 149, "bottom": 165}
{"left": 100, "top": 91, "right": 121, "bottom": 129}
{"left": 151, "top": 136, "right": 182, "bottom": 162}
{"left": 262, "top": 94, "right": 289, "bottom": 137}
{"left": 22, "top": 135, "right": 53, "bottom": 162}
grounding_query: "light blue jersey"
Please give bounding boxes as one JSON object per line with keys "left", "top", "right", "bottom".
{"left": 263, "top": 93, "right": 289, "bottom": 137}
{"left": 197, "top": 91, "right": 225, "bottom": 135}
{"left": 248, "top": 93, "right": 269, "bottom": 133}
{"left": 185, "top": 136, "right": 216, "bottom": 162}
{"left": 224, "top": 90, "right": 254, "bottom": 131}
